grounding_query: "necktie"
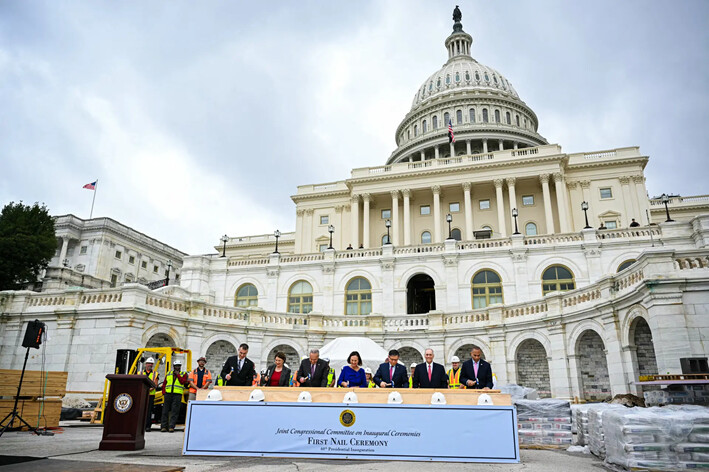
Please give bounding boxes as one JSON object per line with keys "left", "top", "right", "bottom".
{"left": 311, "top": 364, "right": 315, "bottom": 377}
{"left": 428, "top": 364, "right": 432, "bottom": 382}
{"left": 389, "top": 366, "right": 394, "bottom": 386}
{"left": 474, "top": 362, "right": 479, "bottom": 378}
{"left": 238, "top": 359, "right": 243, "bottom": 373}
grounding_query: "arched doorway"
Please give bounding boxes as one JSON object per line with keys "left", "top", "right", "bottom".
{"left": 407, "top": 274, "right": 436, "bottom": 314}
{"left": 397, "top": 346, "right": 423, "bottom": 369}
{"left": 454, "top": 344, "right": 486, "bottom": 363}
{"left": 205, "top": 340, "right": 237, "bottom": 374}
{"left": 631, "top": 318, "right": 658, "bottom": 392}
{"left": 516, "top": 339, "right": 551, "bottom": 398}
{"left": 577, "top": 330, "right": 611, "bottom": 401}
{"left": 146, "top": 333, "right": 175, "bottom": 348}
{"left": 266, "top": 344, "right": 300, "bottom": 369}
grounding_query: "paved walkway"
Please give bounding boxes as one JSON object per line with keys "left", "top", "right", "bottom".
{"left": 0, "top": 424, "right": 609, "bottom": 471}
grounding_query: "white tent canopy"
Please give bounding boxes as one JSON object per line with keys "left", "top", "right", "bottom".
{"left": 319, "top": 337, "right": 389, "bottom": 376}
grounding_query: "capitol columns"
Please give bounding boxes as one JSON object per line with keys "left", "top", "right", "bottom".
{"left": 304, "top": 209, "right": 314, "bottom": 252}
{"left": 295, "top": 209, "right": 305, "bottom": 253}
{"left": 391, "top": 190, "right": 400, "bottom": 246}
{"left": 402, "top": 189, "right": 412, "bottom": 246}
{"left": 553, "top": 173, "right": 571, "bottom": 233}
{"left": 620, "top": 176, "right": 635, "bottom": 227}
{"left": 432, "top": 185, "right": 442, "bottom": 243}
{"left": 482, "top": 138, "right": 488, "bottom": 154}
{"left": 540, "top": 174, "right": 554, "bottom": 234}
{"left": 462, "top": 182, "right": 473, "bottom": 240}
{"left": 580, "top": 180, "right": 594, "bottom": 227}
{"left": 362, "top": 193, "right": 371, "bottom": 248}
{"left": 506, "top": 177, "right": 517, "bottom": 232}
{"left": 350, "top": 194, "right": 360, "bottom": 249}
{"left": 494, "top": 179, "right": 507, "bottom": 237}
{"left": 632, "top": 175, "right": 649, "bottom": 223}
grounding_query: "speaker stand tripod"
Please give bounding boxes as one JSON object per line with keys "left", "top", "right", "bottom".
{"left": 0, "top": 347, "right": 40, "bottom": 438}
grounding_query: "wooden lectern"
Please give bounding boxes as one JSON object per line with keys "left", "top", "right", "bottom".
{"left": 99, "top": 374, "right": 155, "bottom": 451}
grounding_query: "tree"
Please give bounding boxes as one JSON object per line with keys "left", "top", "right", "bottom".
{"left": 0, "top": 202, "right": 56, "bottom": 290}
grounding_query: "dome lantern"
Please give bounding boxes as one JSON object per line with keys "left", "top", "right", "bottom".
{"left": 445, "top": 5, "right": 473, "bottom": 61}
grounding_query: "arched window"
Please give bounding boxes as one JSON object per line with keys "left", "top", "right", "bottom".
{"left": 482, "top": 225, "right": 492, "bottom": 231}
{"left": 542, "top": 265, "right": 575, "bottom": 295}
{"left": 469, "top": 108, "right": 476, "bottom": 123}
{"left": 494, "top": 109, "right": 501, "bottom": 123}
{"left": 422, "top": 119, "right": 427, "bottom": 133}
{"left": 432, "top": 116, "right": 438, "bottom": 129}
{"left": 451, "top": 228, "right": 462, "bottom": 241}
{"left": 346, "top": 277, "right": 372, "bottom": 315}
{"left": 456, "top": 109, "right": 463, "bottom": 124}
{"left": 445, "top": 74, "right": 451, "bottom": 85}
{"left": 482, "top": 109, "right": 489, "bottom": 123}
{"left": 525, "top": 222, "right": 537, "bottom": 236}
{"left": 455, "top": 72, "right": 460, "bottom": 82}
{"left": 444, "top": 112, "right": 450, "bottom": 125}
{"left": 288, "top": 280, "right": 313, "bottom": 313}
{"left": 235, "top": 283, "right": 258, "bottom": 307}
{"left": 407, "top": 129, "right": 410, "bottom": 139}
{"left": 506, "top": 111, "right": 511, "bottom": 124}
{"left": 472, "top": 270, "right": 503, "bottom": 309}
{"left": 617, "top": 259, "right": 637, "bottom": 272}
{"left": 516, "top": 115, "right": 520, "bottom": 127}
{"left": 414, "top": 124, "right": 418, "bottom": 137}
{"left": 421, "top": 231, "right": 432, "bottom": 244}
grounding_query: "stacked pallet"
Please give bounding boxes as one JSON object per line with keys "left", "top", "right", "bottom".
{"left": 0, "top": 370, "right": 67, "bottom": 430}
{"left": 587, "top": 403, "right": 626, "bottom": 458}
{"left": 515, "top": 399, "right": 573, "bottom": 448}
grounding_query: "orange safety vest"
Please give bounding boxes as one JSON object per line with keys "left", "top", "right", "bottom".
{"left": 253, "top": 373, "right": 260, "bottom": 387}
{"left": 187, "top": 368, "right": 212, "bottom": 394}
{"left": 448, "top": 368, "right": 465, "bottom": 389}
{"left": 143, "top": 370, "right": 159, "bottom": 395}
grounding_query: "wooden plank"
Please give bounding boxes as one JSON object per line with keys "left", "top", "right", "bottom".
{"left": 0, "top": 398, "right": 62, "bottom": 430}
{"left": 196, "top": 387, "right": 511, "bottom": 405}
{"left": 0, "top": 370, "right": 68, "bottom": 397}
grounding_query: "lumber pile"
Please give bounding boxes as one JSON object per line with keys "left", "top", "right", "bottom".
{"left": 0, "top": 369, "right": 67, "bottom": 430}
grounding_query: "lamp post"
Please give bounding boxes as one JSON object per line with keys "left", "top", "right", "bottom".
{"left": 328, "top": 224, "right": 334, "bottom": 249}
{"left": 385, "top": 219, "right": 391, "bottom": 245}
{"left": 512, "top": 208, "right": 520, "bottom": 235}
{"left": 220, "top": 234, "right": 228, "bottom": 257}
{"left": 166, "top": 259, "right": 172, "bottom": 286}
{"left": 661, "top": 194, "right": 674, "bottom": 222}
{"left": 274, "top": 230, "right": 281, "bottom": 254}
{"left": 581, "top": 201, "right": 591, "bottom": 229}
{"left": 446, "top": 213, "right": 453, "bottom": 239}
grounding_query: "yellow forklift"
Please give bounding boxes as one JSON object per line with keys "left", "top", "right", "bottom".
{"left": 94, "top": 347, "right": 192, "bottom": 425}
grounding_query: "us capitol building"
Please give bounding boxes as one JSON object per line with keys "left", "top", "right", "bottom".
{"left": 2, "top": 9, "right": 708, "bottom": 401}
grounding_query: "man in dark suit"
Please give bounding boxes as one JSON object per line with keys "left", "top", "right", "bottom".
{"left": 412, "top": 348, "right": 448, "bottom": 388}
{"left": 220, "top": 343, "right": 256, "bottom": 386}
{"left": 459, "top": 346, "right": 494, "bottom": 389}
{"left": 373, "top": 349, "right": 409, "bottom": 388}
{"left": 295, "top": 349, "right": 329, "bottom": 387}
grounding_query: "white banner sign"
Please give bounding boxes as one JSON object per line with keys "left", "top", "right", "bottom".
{"left": 183, "top": 401, "right": 519, "bottom": 463}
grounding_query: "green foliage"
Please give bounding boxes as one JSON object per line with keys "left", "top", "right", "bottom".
{"left": 0, "top": 202, "right": 56, "bottom": 290}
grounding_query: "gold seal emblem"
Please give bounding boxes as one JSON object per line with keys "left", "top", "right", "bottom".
{"left": 339, "top": 409, "right": 356, "bottom": 427}
{"left": 114, "top": 393, "right": 133, "bottom": 413}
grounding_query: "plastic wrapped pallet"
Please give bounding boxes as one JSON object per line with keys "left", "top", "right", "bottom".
{"left": 499, "top": 384, "right": 539, "bottom": 400}
{"left": 515, "top": 399, "right": 573, "bottom": 447}
{"left": 587, "top": 403, "right": 626, "bottom": 458}
{"left": 571, "top": 403, "right": 595, "bottom": 445}
{"left": 604, "top": 405, "right": 709, "bottom": 471}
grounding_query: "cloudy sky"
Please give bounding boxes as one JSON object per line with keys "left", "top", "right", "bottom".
{"left": 1, "top": 1, "right": 707, "bottom": 254}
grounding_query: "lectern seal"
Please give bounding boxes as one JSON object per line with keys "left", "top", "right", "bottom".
{"left": 114, "top": 393, "right": 133, "bottom": 413}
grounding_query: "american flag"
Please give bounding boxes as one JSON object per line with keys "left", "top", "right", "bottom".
{"left": 83, "top": 181, "right": 97, "bottom": 190}
{"left": 448, "top": 119, "right": 455, "bottom": 143}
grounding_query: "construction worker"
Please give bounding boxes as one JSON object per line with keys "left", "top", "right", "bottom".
{"left": 408, "top": 362, "right": 416, "bottom": 388}
{"left": 187, "top": 356, "right": 212, "bottom": 402}
{"left": 323, "top": 357, "right": 336, "bottom": 387}
{"left": 142, "top": 357, "right": 159, "bottom": 432}
{"left": 365, "top": 368, "right": 376, "bottom": 388}
{"left": 215, "top": 374, "right": 226, "bottom": 386}
{"left": 161, "top": 360, "right": 188, "bottom": 433}
{"left": 447, "top": 356, "right": 464, "bottom": 389}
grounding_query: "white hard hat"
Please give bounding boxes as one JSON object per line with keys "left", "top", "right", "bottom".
{"left": 249, "top": 389, "right": 265, "bottom": 402}
{"left": 410, "top": 363, "right": 417, "bottom": 369}
{"left": 206, "top": 389, "right": 223, "bottom": 401}
{"left": 145, "top": 357, "right": 155, "bottom": 364}
{"left": 477, "top": 393, "right": 493, "bottom": 405}
{"left": 450, "top": 356, "right": 460, "bottom": 363}
{"left": 364, "top": 367, "right": 372, "bottom": 374}
{"left": 388, "top": 391, "right": 403, "bottom": 404}
{"left": 322, "top": 357, "right": 330, "bottom": 363}
{"left": 284, "top": 363, "right": 289, "bottom": 369}
{"left": 431, "top": 392, "right": 447, "bottom": 405}
{"left": 343, "top": 392, "right": 358, "bottom": 404}
{"left": 173, "top": 360, "right": 182, "bottom": 367}
{"left": 298, "top": 391, "right": 312, "bottom": 403}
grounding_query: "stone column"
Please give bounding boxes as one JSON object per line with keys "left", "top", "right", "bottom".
{"left": 432, "top": 185, "right": 442, "bottom": 243}
{"left": 402, "top": 189, "right": 412, "bottom": 246}
{"left": 295, "top": 210, "right": 304, "bottom": 253}
{"left": 304, "top": 209, "right": 314, "bottom": 252}
{"left": 513, "top": 142, "right": 518, "bottom": 150}
{"left": 450, "top": 142, "right": 455, "bottom": 158}
{"left": 494, "top": 179, "right": 507, "bottom": 237}
{"left": 547, "top": 325, "right": 573, "bottom": 400}
{"left": 633, "top": 175, "right": 648, "bottom": 224}
{"left": 362, "top": 193, "right": 371, "bottom": 248}
{"left": 620, "top": 176, "right": 635, "bottom": 227}
{"left": 566, "top": 180, "right": 579, "bottom": 230}
{"left": 463, "top": 182, "right": 473, "bottom": 240}
{"left": 58, "top": 237, "right": 69, "bottom": 264}
{"left": 580, "top": 180, "right": 594, "bottom": 227}
{"left": 391, "top": 190, "right": 400, "bottom": 246}
{"left": 482, "top": 139, "right": 488, "bottom": 153}
{"left": 335, "top": 205, "right": 344, "bottom": 249}
{"left": 434, "top": 145, "right": 440, "bottom": 160}
{"left": 553, "top": 173, "right": 570, "bottom": 233}
{"left": 507, "top": 177, "right": 517, "bottom": 232}
{"left": 466, "top": 140, "right": 471, "bottom": 155}
{"left": 540, "top": 174, "right": 554, "bottom": 234}
{"left": 350, "top": 194, "right": 360, "bottom": 248}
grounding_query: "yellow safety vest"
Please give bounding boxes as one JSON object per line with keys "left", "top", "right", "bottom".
{"left": 164, "top": 371, "right": 185, "bottom": 395}
{"left": 143, "top": 370, "right": 158, "bottom": 395}
{"left": 447, "top": 368, "right": 464, "bottom": 389}
{"left": 327, "top": 368, "right": 335, "bottom": 386}
{"left": 368, "top": 380, "right": 376, "bottom": 388}
{"left": 216, "top": 376, "right": 226, "bottom": 386}
{"left": 408, "top": 376, "right": 413, "bottom": 388}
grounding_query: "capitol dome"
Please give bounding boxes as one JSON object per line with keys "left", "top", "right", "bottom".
{"left": 386, "top": 8, "right": 547, "bottom": 165}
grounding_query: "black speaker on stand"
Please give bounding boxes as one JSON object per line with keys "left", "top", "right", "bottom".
{"left": 0, "top": 320, "right": 46, "bottom": 438}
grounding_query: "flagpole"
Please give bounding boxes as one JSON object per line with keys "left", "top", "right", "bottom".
{"left": 89, "top": 179, "right": 98, "bottom": 219}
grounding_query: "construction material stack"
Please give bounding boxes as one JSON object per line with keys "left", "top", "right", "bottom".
{"left": 515, "top": 399, "right": 573, "bottom": 448}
